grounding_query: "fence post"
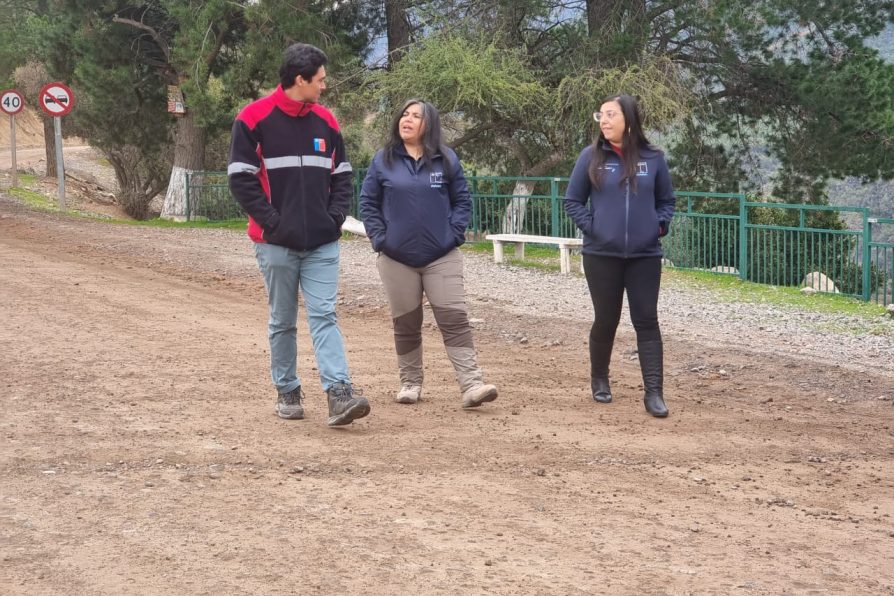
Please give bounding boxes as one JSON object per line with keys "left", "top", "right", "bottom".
{"left": 185, "top": 170, "right": 191, "bottom": 222}
{"left": 550, "top": 178, "right": 560, "bottom": 237}
{"left": 863, "top": 212, "right": 872, "bottom": 301}
{"left": 738, "top": 194, "right": 747, "bottom": 281}
{"left": 470, "top": 174, "right": 480, "bottom": 239}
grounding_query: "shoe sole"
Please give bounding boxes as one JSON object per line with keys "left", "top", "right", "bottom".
{"left": 276, "top": 408, "right": 305, "bottom": 420}
{"left": 327, "top": 401, "right": 371, "bottom": 426}
{"left": 462, "top": 387, "right": 498, "bottom": 409}
{"left": 395, "top": 393, "right": 420, "bottom": 404}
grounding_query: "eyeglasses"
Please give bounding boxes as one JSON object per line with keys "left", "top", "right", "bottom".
{"left": 593, "top": 110, "right": 621, "bottom": 122}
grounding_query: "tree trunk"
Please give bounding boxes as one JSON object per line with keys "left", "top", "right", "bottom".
{"left": 161, "top": 111, "right": 205, "bottom": 220}
{"left": 385, "top": 0, "right": 412, "bottom": 68}
{"left": 501, "top": 181, "right": 536, "bottom": 234}
{"left": 43, "top": 116, "right": 57, "bottom": 178}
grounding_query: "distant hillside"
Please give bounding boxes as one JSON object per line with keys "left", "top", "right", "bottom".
{"left": 0, "top": 106, "right": 45, "bottom": 148}
{"left": 827, "top": 25, "right": 894, "bottom": 241}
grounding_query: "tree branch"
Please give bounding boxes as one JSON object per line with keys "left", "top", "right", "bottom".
{"left": 112, "top": 15, "right": 172, "bottom": 64}
{"left": 452, "top": 122, "right": 499, "bottom": 149}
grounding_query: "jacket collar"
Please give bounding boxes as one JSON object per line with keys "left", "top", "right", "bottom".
{"left": 272, "top": 84, "right": 314, "bottom": 117}
{"left": 394, "top": 143, "right": 442, "bottom": 160}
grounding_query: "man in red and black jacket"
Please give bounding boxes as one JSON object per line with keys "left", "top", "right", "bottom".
{"left": 228, "top": 43, "right": 370, "bottom": 427}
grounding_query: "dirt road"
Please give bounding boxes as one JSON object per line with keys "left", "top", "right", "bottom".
{"left": 0, "top": 146, "right": 93, "bottom": 172}
{"left": 1, "top": 195, "right": 893, "bottom": 595}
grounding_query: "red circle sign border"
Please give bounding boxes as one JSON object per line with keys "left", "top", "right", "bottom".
{"left": 38, "top": 81, "right": 75, "bottom": 117}
{"left": 1, "top": 89, "right": 25, "bottom": 116}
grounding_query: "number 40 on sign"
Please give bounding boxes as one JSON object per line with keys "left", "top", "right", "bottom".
{"left": 1, "top": 89, "right": 25, "bottom": 116}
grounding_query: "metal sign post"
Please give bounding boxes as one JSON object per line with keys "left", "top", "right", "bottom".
{"left": 1, "top": 89, "right": 25, "bottom": 188}
{"left": 53, "top": 116, "right": 65, "bottom": 209}
{"left": 38, "top": 82, "right": 74, "bottom": 210}
{"left": 9, "top": 114, "right": 16, "bottom": 188}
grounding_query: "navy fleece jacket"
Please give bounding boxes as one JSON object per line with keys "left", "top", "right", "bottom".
{"left": 359, "top": 146, "right": 471, "bottom": 268}
{"left": 564, "top": 143, "right": 676, "bottom": 258}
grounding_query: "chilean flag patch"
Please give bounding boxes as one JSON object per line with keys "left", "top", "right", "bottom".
{"left": 314, "top": 138, "right": 326, "bottom": 152}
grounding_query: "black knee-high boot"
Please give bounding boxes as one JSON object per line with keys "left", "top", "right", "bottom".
{"left": 589, "top": 340, "right": 614, "bottom": 403}
{"left": 637, "top": 340, "right": 668, "bottom": 417}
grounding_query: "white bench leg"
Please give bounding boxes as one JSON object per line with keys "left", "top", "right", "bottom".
{"left": 493, "top": 241, "right": 504, "bottom": 264}
{"left": 560, "top": 247, "right": 571, "bottom": 274}
{"left": 514, "top": 242, "right": 525, "bottom": 260}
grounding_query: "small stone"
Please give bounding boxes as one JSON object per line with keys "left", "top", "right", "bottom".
{"left": 533, "top": 468, "right": 546, "bottom": 477}
{"left": 484, "top": 559, "right": 493, "bottom": 566}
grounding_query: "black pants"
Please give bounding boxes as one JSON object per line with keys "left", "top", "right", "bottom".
{"left": 582, "top": 254, "right": 662, "bottom": 345}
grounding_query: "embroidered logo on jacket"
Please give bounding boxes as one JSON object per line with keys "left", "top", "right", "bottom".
{"left": 430, "top": 171, "right": 444, "bottom": 188}
{"left": 313, "top": 138, "right": 326, "bottom": 152}
{"left": 636, "top": 161, "right": 649, "bottom": 176}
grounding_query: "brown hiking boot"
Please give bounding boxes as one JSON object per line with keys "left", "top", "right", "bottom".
{"left": 326, "top": 382, "right": 371, "bottom": 426}
{"left": 275, "top": 387, "right": 305, "bottom": 420}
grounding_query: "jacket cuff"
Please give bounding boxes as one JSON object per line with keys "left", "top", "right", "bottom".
{"left": 263, "top": 212, "right": 281, "bottom": 233}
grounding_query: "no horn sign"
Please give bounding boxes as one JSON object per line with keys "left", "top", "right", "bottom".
{"left": 39, "top": 82, "right": 74, "bottom": 117}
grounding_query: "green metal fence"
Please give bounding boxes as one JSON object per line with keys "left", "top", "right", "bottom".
{"left": 185, "top": 170, "right": 893, "bottom": 303}
{"left": 185, "top": 171, "right": 241, "bottom": 221}
{"left": 869, "top": 218, "right": 894, "bottom": 305}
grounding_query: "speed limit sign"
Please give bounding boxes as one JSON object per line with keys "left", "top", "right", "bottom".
{"left": 1, "top": 89, "right": 24, "bottom": 116}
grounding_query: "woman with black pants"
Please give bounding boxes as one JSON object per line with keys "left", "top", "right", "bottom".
{"left": 563, "top": 94, "right": 676, "bottom": 417}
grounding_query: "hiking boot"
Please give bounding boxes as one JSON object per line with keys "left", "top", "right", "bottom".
{"left": 326, "top": 382, "right": 371, "bottom": 426}
{"left": 396, "top": 384, "right": 422, "bottom": 404}
{"left": 275, "top": 387, "right": 305, "bottom": 420}
{"left": 461, "top": 383, "right": 498, "bottom": 409}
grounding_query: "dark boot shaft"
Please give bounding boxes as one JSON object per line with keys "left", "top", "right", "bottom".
{"left": 638, "top": 340, "right": 668, "bottom": 417}
{"left": 637, "top": 340, "right": 663, "bottom": 396}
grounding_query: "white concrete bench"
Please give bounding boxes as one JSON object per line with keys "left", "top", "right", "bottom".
{"left": 485, "top": 233, "right": 583, "bottom": 274}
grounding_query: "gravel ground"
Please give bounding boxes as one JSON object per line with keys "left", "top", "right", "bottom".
{"left": 447, "top": 247, "right": 894, "bottom": 376}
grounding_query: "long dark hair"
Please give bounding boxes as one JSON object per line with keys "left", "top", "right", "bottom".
{"left": 588, "top": 94, "right": 654, "bottom": 190}
{"left": 383, "top": 99, "right": 452, "bottom": 172}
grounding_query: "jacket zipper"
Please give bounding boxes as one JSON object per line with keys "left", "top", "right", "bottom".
{"left": 624, "top": 178, "right": 630, "bottom": 257}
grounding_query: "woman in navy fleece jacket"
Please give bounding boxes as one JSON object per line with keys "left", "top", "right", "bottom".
{"left": 360, "top": 99, "right": 498, "bottom": 410}
{"left": 563, "top": 94, "right": 676, "bottom": 417}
